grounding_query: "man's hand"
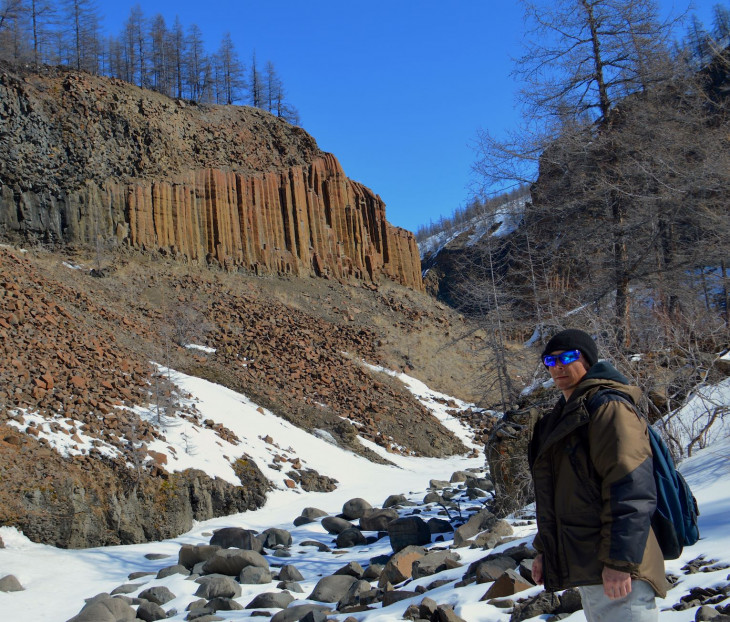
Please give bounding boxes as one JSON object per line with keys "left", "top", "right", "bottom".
{"left": 532, "top": 553, "right": 544, "bottom": 585}
{"left": 602, "top": 566, "right": 631, "bottom": 599}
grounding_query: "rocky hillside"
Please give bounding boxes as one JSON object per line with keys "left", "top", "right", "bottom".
{"left": 0, "top": 63, "right": 421, "bottom": 290}
{"left": 0, "top": 64, "right": 496, "bottom": 549}
{"left": 0, "top": 242, "right": 490, "bottom": 548}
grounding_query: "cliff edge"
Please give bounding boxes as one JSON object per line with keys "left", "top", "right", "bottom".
{"left": 0, "top": 63, "right": 422, "bottom": 290}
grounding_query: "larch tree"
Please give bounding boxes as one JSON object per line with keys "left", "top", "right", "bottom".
{"left": 473, "top": 0, "right": 702, "bottom": 349}
{"left": 61, "top": 0, "right": 101, "bottom": 72}
{"left": 249, "top": 50, "right": 262, "bottom": 108}
{"left": 216, "top": 32, "right": 244, "bottom": 105}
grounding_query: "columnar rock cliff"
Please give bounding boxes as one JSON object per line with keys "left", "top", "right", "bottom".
{"left": 0, "top": 63, "right": 422, "bottom": 290}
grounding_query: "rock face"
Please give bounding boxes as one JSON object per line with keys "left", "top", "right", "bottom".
{"left": 0, "top": 64, "right": 422, "bottom": 291}
{"left": 0, "top": 429, "right": 268, "bottom": 548}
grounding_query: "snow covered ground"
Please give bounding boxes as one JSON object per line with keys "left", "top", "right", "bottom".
{"left": 1, "top": 364, "right": 729, "bottom": 622}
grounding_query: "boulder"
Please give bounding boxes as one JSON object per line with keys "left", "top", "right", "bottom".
{"left": 278, "top": 564, "right": 305, "bottom": 582}
{"left": 66, "top": 594, "right": 137, "bottom": 622}
{"left": 138, "top": 586, "right": 176, "bottom": 606}
{"left": 337, "top": 579, "right": 377, "bottom": 609}
{"left": 434, "top": 604, "right": 467, "bottom": 622}
{"left": 411, "top": 550, "right": 461, "bottom": 579}
{"left": 429, "top": 479, "right": 450, "bottom": 489}
{"left": 270, "top": 604, "right": 333, "bottom": 622}
{"left": 466, "top": 476, "right": 494, "bottom": 493}
{"left": 246, "top": 591, "right": 295, "bottom": 609}
{"left": 178, "top": 544, "right": 221, "bottom": 570}
{"left": 309, "top": 574, "right": 358, "bottom": 602}
{"left": 359, "top": 508, "right": 398, "bottom": 531}
{"left": 206, "top": 597, "right": 244, "bottom": 611}
{"left": 378, "top": 545, "right": 427, "bottom": 587}
{"left": 321, "top": 516, "right": 352, "bottom": 535}
{"left": 423, "top": 492, "right": 442, "bottom": 504}
{"left": 335, "top": 527, "right": 367, "bottom": 548}
{"left": 194, "top": 576, "right": 242, "bottom": 599}
{"left": 382, "top": 590, "right": 419, "bottom": 606}
{"left": 202, "top": 549, "right": 269, "bottom": 576}
{"left": 240, "top": 565, "right": 272, "bottom": 584}
{"left": 293, "top": 515, "right": 314, "bottom": 527}
{"left": 0, "top": 574, "right": 24, "bottom": 592}
{"left": 342, "top": 498, "right": 372, "bottom": 520}
{"left": 450, "top": 471, "right": 469, "bottom": 483}
{"left": 427, "top": 517, "right": 453, "bottom": 534}
{"left": 136, "top": 601, "right": 167, "bottom": 622}
{"left": 300, "top": 507, "right": 328, "bottom": 520}
{"left": 419, "top": 596, "right": 439, "bottom": 619}
{"left": 259, "top": 527, "right": 293, "bottom": 548}
{"left": 474, "top": 556, "right": 517, "bottom": 583}
{"left": 509, "top": 591, "right": 562, "bottom": 622}
{"left": 363, "top": 563, "right": 384, "bottom": 580}
{"left": 453, "top": 510, "right": 497, "bottom": 547}
{"left": 472, "top": 519, "right": 514, "bottom": 549}
{"left": 480, "top": 569, "right": 534, "bottom": 600}
{"left": 156, "top": 564, "right": 189, "bottom": 579}
{"left": 388, "top": 516, "right": 431, "bottom": 553}
{"left": 277, "top": 581, "right": 304, "bottom": 593}
{"left": 334, "top": 561, "right": 364, "bottom": 578}
{"left": 383, "top": 494, "right": 407, "bottom": 508}
{"left": 209, "top": 527, "right": 262, "bottom": 552}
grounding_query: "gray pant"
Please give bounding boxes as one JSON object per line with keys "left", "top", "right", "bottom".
{"left": 578, "top": 580, "right": 658, "bottom": 622}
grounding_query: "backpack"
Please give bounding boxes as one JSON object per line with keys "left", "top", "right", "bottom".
{"left": 586, "top": 388, "right": 700, "bottom": 560}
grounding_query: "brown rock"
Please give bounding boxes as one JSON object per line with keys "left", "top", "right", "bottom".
{"left": 378, "top": 546, "right": 426, "bottom": 587}
{"left": 480, "top": 569, "right": 534, "bottom": 600}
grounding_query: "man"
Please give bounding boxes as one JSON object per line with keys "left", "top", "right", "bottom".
{"left": 528, "top": 329, "right": 667, "bottom": 621}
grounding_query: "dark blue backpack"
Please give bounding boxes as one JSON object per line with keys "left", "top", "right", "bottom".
{"left": 587, "top": 389, "right": 700, "bottom": 560}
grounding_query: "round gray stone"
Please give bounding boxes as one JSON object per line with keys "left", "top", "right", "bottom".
{"left": 209, "top": 527, "right": 262, "bottom": 552}
{"left": 202, "top": 549, "right": 269, "bottom": 576}
{"left": 239, "top": 565, "right": 272, "bottom": 584}
{"left": 136, "top": 600, "right": 166, "bottom": 622}
{"left": 278, "top": 564, "right": 305, "bottom": 582}
{"left": 308, "top": 574, "right": 358, "bottom": 603}
{"left": 0, "top": 574, "right": 23, "bottom": 592}
{"left": 194, "top": 575, "right": 242, "bottom": 599}
{"left": 138, "top": 586, "right": 176, "bottom": 606}
{"left": 335, "top": 527, "right": 367, "bottom": 549}
{"left": 321, "top": 516, "right": 352, "bottom": 535}
{"left": 246, "top": 590, "right": 295, "bottom": 609}
{"left": 342, "top": 497, "right": 372, "bottom": 520}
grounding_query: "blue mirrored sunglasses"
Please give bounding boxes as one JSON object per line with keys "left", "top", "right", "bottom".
{"left": 543, "top": 349, "right": 581, "bottom": 367}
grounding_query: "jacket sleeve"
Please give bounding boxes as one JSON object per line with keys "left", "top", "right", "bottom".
{"left": 588, "top": 400, "right": 656, "bottom": 572}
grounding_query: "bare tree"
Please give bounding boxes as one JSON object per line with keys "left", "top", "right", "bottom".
{"left": 216, "top": 31, "right": 244, "bottom": 104}
{"left": 249, "top": 49, "right": 262, "bottom": 107}
{"left": 263, "top": 59, "right": 300, "bottom": 124}
{"left": 185, "top": 23, "right": 206, "bottom": 101}
{"left": 122, "top": 4, "right": 147, "bottom": 87}
{"left": 27, "top": 0, "right": 55, "bottom": 66}
{"left": 149, "top": 13, "right": 171, "bottom": 94}
{"left": 473, "top": 0, "right": 705, "bottom": 348}
{"left": 61, "top": 0, "right": 100, "bottom": 72}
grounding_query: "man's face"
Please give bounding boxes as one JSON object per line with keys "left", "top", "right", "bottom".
{"left": 547, "top": 350, "right": 589, "bottom": 395}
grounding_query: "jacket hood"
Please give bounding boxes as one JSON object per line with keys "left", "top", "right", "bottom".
{"left": 584, "top": 360, "right": 631, "bottom": 384}
{"left": 572, "top": 360, "right": 642, "bottom": 404}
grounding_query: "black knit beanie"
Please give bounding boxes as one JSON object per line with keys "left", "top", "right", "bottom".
{"left": 541, "top": 329, "right": 598, "bottom": 368}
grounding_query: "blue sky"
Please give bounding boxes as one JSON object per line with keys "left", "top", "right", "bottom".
{"left": 94, "top": 0, "right": 717, "bottom": 233}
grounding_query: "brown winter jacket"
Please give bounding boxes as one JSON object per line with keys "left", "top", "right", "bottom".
{"left": 528, "top": 362, "right": 668, "bottom": 597}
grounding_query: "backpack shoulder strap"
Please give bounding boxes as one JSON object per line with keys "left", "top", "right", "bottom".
{"left": 586, "top": 387, "right": 642, "bottom": 420}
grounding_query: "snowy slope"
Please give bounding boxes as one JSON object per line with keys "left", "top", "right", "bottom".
{"left": 1, "top": 365, "right": 729, "bottom": 622}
